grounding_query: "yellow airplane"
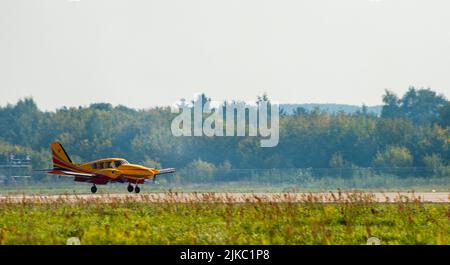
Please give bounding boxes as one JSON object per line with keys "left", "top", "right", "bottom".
{"left": 38, "top": 141, "right": 175, "bottom": 193}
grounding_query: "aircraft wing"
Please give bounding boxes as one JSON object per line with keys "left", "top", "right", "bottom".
{"left": 155, "top": 168, "right": 176, "bottom": 175}
{"left": 35, "top": 169, "right": 96, "bottom": 178}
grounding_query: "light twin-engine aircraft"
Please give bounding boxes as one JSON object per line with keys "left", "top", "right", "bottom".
{"left": 37, "top": 142, "right": 175, "bottom": 193}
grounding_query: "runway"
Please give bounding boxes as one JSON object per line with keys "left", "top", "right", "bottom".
{"left": 0, "top": 192, "right": 448, "bottom": 203}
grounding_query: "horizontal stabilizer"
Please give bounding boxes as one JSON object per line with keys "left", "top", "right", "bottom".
{"left": 35, "top": 169, "right": 95, "bottom": 178}
{"left": 56, "top": 170, "right": 96, "bottom": 177}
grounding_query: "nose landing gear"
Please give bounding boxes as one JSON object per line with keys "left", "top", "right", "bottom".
{"left": 91, "top": 185, "right": 97, "bottom": 194}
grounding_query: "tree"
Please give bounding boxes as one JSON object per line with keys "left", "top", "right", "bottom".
{"left": 0, "top": 89, "right": 449, "bottom": 183}
{"left": 373, "top": 146, "right": 413, "bottom": 167}
{"left": 293, "top": 107, "right": 307, "bottom": 117}
{"left": 422, "top": 153, "right": 448, "bottom": 177}
{"left": 329, "top": 152, "right": 350, "bottom": 168}
{"left": 142, "top": 157, "right": 162, "bottom": 169}
{"left": 400, "top": 87, "right": 447, "bottom": 125}
{"left": 438, "top": 102, "right": 450, "bottom": 128}
{"left": 422, "top": 154, "right": 445, "bottom": 168}
{"left": 381, "top": 90, "right": 401, "bottom": 118}
{"left": 181, "top": 159, "right": 217, "bottom": 182}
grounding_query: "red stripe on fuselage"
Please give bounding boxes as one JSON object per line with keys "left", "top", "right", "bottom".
{"left": 52, "top": 157, "right": 116, "bottom": 184}
{"left": 52, "top": 157, "right": 90, "bottom": 173}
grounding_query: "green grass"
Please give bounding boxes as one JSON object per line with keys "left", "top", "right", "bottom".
{"left": 0, "top": 199, "right": 448, "bottom": 245}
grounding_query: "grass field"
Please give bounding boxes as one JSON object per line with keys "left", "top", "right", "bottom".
{"left": 0, "top": 194, "right": 448, "bottom": 245}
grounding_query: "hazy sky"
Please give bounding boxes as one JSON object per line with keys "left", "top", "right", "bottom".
{"left": 1, "top": 0, "right": 449, "bottom": 110}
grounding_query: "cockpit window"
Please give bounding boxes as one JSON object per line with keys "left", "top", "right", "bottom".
{"left": 114, "top": 160, "right": 129, "bottom": 168}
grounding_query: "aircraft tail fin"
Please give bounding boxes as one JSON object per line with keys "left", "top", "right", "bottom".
{"left": 51, "top": 141, "right": 73, "bottom": 169}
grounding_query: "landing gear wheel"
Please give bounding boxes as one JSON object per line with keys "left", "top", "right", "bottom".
{"left": 135, "top": 186, "right": 140, "bottom": 194}
{"left": 127, "top": 184, "right": 134, "bottom": 193}
{"left": 91, "top": 185, "right": 97, "bottom": 194}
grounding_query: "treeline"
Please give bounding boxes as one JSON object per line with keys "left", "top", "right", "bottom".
{"left": 0, "top": 87, "right": 448, "bottom": 176}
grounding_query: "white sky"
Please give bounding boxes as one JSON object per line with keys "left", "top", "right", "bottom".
{"left": 0, "top": 0, "right": 449, "bottom": 110}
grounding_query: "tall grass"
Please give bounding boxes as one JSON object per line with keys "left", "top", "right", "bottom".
{"left": 0, "top": 193, "right": 448, "bottom": 245}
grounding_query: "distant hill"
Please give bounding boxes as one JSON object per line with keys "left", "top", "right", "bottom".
{"left": 280, "top": 104, "right": 382, "bottom": 115}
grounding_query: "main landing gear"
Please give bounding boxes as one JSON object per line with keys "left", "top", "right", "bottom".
{"left": 127, "top": 184, "right": 134, "bottom": 192}
{"left": 127, "top": 184, "right": 140, "bottom": 193}
{"left": 91, "top": 185, "right": 97, "bottom": 194}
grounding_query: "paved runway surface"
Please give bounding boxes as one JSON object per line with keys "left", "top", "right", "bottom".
{"left": 0, "top": 192, "right": 448, "bottom": 203}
